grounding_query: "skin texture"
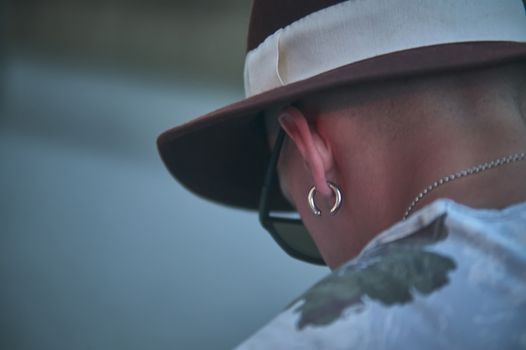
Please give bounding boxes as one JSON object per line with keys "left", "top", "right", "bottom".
{"left": 268, "top": 62, "right": 526, "bottom": 269}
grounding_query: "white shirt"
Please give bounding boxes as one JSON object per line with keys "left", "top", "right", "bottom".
{"left": 237, "top": 199, "right": 526, "bottom": 350}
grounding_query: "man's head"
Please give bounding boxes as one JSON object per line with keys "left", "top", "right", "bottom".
{"left": 158, "top": 0, "right": 526, "bottom": 266}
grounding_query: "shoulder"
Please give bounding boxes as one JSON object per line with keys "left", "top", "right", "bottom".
{"left": 236, "top": 200, "right": 526, "bottom": 350}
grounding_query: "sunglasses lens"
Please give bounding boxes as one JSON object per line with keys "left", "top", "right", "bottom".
{"left": 269, "top": 219, "right": 324, "bottom": 263}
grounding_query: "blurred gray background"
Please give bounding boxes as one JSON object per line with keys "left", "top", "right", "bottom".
{"left": 0, "top": 1, "right": 327, "bottom": 349}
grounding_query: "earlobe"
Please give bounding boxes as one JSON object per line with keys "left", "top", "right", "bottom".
{"left": 278, "top": 106, "right": 333, "bottom": 197}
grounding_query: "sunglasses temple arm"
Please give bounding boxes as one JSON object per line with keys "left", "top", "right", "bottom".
{"left": 259, "top": 127, "right": 286, "bottom": 223}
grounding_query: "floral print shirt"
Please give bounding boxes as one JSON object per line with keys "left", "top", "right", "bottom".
{"left": 236, "top": 199, "right": 526, "bottom": 350}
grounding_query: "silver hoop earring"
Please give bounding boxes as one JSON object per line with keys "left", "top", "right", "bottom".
{"left": 307, "top": 182, "right": 342, "bottom": 216}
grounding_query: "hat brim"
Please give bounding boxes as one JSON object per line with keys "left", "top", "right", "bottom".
{"left": 158, "top": 42, "right": 526, "bottom": 212}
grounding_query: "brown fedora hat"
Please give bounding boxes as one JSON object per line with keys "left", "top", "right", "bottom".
{"left": 158, "top": 0, "right": 526, "bottom": 213}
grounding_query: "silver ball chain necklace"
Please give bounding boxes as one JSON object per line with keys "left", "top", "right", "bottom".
{"left": 403, "top": 152, "right": 526, "bottom": 220}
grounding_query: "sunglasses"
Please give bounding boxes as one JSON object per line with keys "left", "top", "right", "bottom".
{"left": 258, "top": 127, "right": 326, "bottom": 265}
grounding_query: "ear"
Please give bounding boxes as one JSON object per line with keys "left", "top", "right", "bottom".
{"left": 278, "top": 106, "right": 333, "bottom": 197}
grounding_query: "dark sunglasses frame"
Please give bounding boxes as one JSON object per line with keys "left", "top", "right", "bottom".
{"left": 258, "top": 127, "right": 325, "bottom": 265}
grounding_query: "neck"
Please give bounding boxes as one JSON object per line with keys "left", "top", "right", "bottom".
{"left": 319, "top": 65, "right": 526, "bottom": 250}
{"left": 394, "top": 74, "right": 526, "bottom": 218}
